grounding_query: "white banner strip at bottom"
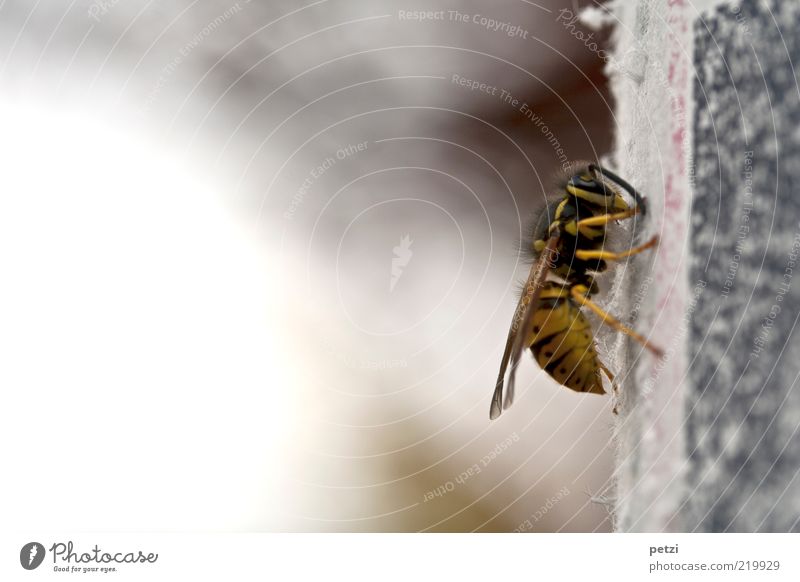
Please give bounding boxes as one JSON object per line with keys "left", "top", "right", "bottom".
{"left": 2, "top": 533, "right": 798, "bottom": 581}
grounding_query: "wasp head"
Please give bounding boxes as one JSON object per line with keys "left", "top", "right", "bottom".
{"left": 566, "top": 169, "right": 629, "bottom": 212}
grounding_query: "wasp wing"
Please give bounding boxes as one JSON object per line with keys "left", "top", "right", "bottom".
{"left": 490, "top": 325, "right": 515, "bottom": 420}
{"left": 490, "top": 227, "right": 561, "bottom": 419}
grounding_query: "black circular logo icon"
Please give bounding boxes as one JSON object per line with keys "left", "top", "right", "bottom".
{"left": 20, "top": 542, "right": 46, "bottom": 570}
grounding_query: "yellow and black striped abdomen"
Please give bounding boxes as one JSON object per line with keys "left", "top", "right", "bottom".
{"left": 526, "top": 285, "right": 607, "bottom": 394}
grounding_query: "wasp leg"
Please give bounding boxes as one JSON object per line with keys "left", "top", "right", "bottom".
{"left": 574, "top": 236, "right": 658, "bottom": 262}
{"left": 598, "top": 361, "right": 615, "bottom": 385}
{"left": 575, "top": 208, "right": 639, "bottom": 228}
{"left": 570, "top": 287, "right": 664, "bottom": 357}
{"left": 598, "top": 362, "right": 620, "bottom": 415}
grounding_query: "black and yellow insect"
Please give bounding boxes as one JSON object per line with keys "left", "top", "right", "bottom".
{"left": 490, "top": 162, "right": 661, "bottom": 419}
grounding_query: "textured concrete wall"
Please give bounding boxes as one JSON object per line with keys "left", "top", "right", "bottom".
{"left": 687, "top": 0, "right": 800, "bottom": 532}
{"left": 604, "top": 0, "right": 695, "bottom": 532}
{"left": 608, "top": 0, "right": 800, "bottom": 532}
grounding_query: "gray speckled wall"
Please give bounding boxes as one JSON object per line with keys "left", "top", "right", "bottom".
{"left": 688, "top": 0, "right": 800, "bottom": 532}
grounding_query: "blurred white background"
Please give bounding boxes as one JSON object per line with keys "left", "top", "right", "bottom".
{"left": 1, "top": 0, "right": 619, "bottom": 532}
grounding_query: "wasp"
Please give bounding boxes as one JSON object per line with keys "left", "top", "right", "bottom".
{"left": 490, "top": 162, "right": 662, "bottom": 419}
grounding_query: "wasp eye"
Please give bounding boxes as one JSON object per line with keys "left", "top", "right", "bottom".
{"left": 567, "top": 173, "right": 613, "bottom": 197}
